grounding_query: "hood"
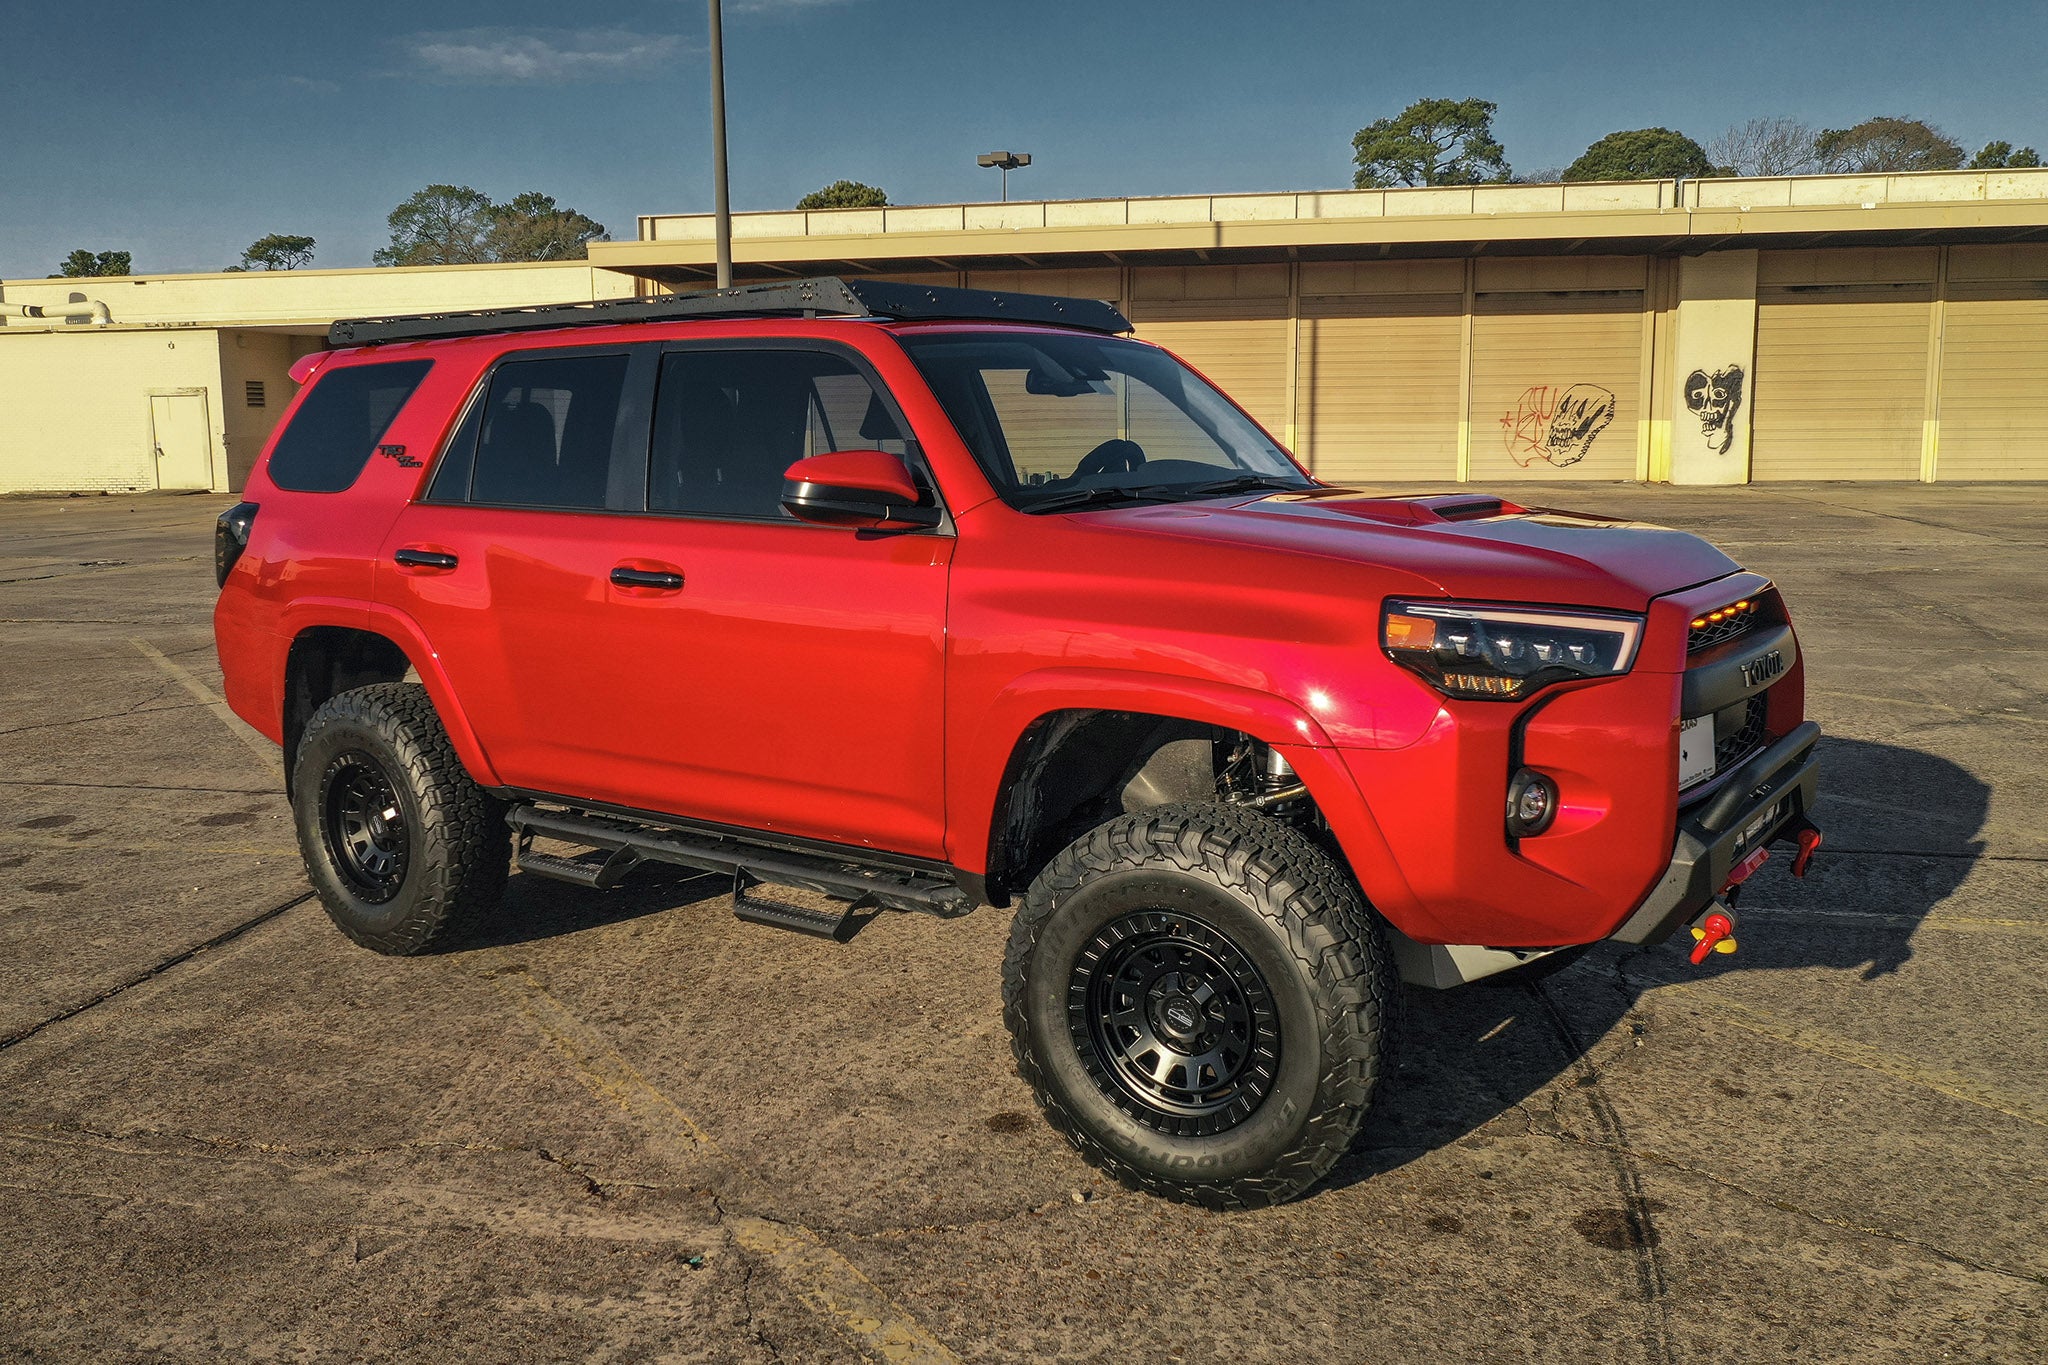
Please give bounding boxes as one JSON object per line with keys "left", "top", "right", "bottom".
{"left": 1080, "top": 490, "right": 1740, "bottom": 611}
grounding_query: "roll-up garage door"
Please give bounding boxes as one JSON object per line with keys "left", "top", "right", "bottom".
{"left": 1130, "top": 302, "right": 1291, "bottom": 443}
{"left": 1751, "top": 285, "right": 1932, "bottom": 480}
{"left": 1935, "top": 283, "right": 2048, "bottom": 480}
{"left": 1466, "top": 291, "right": 1643, "bottom": 481}
{"left": 1297, "top": 293, "right": 1463, "bottom": 483}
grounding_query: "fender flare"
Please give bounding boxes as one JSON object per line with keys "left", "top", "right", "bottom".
{"left": 277, "top": 600, "right": 504, "bottom": 789}
{"left": 955, "top": 666, "right": 1419, "bottom": 919}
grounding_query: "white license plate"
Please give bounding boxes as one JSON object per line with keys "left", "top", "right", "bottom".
{"left": 1678, "top": 716, "right": 1716, "bottom": 789}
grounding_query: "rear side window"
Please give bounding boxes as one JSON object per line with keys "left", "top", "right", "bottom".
{"left": 469, "top": 354, "right": 630, "bottom": 509}
{"left": 267, "top": 360, "right": 432, "bottom": 492}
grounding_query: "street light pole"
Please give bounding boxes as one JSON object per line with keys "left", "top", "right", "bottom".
{"left": 709, "top": 0, "right": 732, "bottom": 288}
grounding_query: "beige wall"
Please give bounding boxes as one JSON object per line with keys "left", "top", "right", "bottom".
{"left": 0, "top": 329, "right": 227, "bottom": 494}
{"left": 1668, "top": 251, "right": 1760, "bottom": 486}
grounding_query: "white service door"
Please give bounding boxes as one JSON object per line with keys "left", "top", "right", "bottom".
{"left": 150, "top": 392, "right": 212, "bottom": 490}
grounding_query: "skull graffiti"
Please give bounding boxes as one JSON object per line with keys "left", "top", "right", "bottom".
{"left": 1684, "top": 365, "right": 1745, "bottom": 454}
{"left": 1501, "top": 383, "right": 1618, "bottom": 468}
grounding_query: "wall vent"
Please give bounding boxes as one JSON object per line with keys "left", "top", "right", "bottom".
{"left": 245, "top": 379, "right": 265, "bottom": 408}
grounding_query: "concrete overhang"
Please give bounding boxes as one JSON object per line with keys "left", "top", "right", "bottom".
{"left": 593, "top": 169, "right": 2048, "bottom": 286}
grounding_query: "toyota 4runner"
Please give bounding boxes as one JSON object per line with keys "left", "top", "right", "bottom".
{"left": 213, "top": 277, "right": 1823, "bottom": 1208}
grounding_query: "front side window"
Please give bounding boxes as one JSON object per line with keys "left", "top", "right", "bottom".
{"left": 894, "top": 331, "right": 1311, "bottom": 512}
{"left": 649, "top": 349, "right": 908, "bottom": 519}
{"left": 469, "top": 353, "right": 629, "bottom": 509}
{"left": 267, "top": 359, "right": 432, "bottom": 492}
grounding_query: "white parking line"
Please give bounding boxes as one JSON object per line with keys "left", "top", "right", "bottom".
{"left": 130, "top": 639, "right": 281, "bottom": 775}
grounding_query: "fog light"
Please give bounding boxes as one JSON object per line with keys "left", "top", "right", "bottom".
{"left": 1506, "top": 767, "right": 1559, "bottom": 838}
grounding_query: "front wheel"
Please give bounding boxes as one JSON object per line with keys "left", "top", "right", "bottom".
{"left": 291, "top": 682, "right": 509, "bottom": 956}
{"left": 1002, "top": 803, "right": 1396, "bottom": 1209}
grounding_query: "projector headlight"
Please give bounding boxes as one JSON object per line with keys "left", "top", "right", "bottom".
{"left": 1381, "top": 599, "right": 1643, "bottom": 701}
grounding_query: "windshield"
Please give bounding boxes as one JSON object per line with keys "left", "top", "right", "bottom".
{"left": 893, "top": 330, "right": 1314, "bottom": 511}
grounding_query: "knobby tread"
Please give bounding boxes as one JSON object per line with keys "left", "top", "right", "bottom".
{"left": 292, "top": 682, "right": 509, "bottom": 956}
{"left": 1001, "top": 801, "right": 1397, "bottom": 1210}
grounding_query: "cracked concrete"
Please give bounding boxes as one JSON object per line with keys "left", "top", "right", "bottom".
{"left": 1, "top": 487, "right": 2045, "bottom": 1362}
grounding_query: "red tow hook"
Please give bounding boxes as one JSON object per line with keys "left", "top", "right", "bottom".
{"left": 1689, "top": 905, "right": 1739, "bottom": 964}
{"left": 1791, "top": 824, "right": 1823, "bottom": 878}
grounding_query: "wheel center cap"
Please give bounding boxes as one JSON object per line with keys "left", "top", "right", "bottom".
{"left": 1160, "top": 996, "right": 1201, "bottom": 1034}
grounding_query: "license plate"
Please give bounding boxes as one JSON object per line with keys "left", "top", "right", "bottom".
{"left": 1678, "top": 716, "right": 1715, "bottom": 789}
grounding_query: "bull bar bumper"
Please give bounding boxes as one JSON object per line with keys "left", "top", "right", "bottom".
{"left": 1608, "top": 721, "right": 1822, "bottom": 946}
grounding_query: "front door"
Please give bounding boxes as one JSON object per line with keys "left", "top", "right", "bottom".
{"left": 150, "top": 391, "right": 212, "bottom": 489}
{"left": 379, "top": 340, "right": 953, "bottom": 860}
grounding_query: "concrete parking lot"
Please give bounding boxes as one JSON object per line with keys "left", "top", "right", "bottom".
{"left": 2, "top": 484, "right": 2043, "bottom": 1363}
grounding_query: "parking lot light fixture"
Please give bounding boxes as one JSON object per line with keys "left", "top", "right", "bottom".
{"left": 977, "top": 150, "right": 1032, "bottom": 202}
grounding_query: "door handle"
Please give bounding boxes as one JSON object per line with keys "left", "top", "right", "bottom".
{"left": 610, "top": 566, "right": 685, "bottom": 591}
{"left": 394, "top": 547, "right": 459, "bottom": 570}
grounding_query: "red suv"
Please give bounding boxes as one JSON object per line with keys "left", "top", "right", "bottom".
{"left": 214, "top": 278, "right": 1822, "bottom": 1208}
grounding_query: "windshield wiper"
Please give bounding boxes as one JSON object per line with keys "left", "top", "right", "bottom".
{"left": 1018, "top": 485, "right": 1178, "bottom": 514}
{"left": 1156, "top": 474, "right": 1308, "bottom": 500}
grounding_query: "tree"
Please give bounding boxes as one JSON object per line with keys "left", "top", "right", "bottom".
{"left": 239, "top": 233, "right": 316, "bottom": 271}
{"left": 483, "top": 192, "right": 608, "bottom": 262}
{"left": 1565, "top": 128, "right": 1716, "bottom": 182}
{"left": 54, "top": 248, "right": 131, "bottom": 278}
{"left": 1351, "top": 97, "right": 1510, "bottom": 188}
{"left": 1709, "top": 118, "right": 1817, "bottom": 177}
{"left": 1971, "top": 140, "right": 2042, "bottom": 169}
{"left": 1813, "top": 117, "right": 1964, "bottom": 174}
{"left": 797, "top": 180, "right": 890, "bottom": 209}
{"left": 373, "top": 184, "right": 496, "bottom": 267}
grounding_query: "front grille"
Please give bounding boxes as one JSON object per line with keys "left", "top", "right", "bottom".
{"left": 1716, "top": 695, "right": 1770, "bottom": 770}
{"left": 1688, "top": 599, "right": 1762, "bottom": 653}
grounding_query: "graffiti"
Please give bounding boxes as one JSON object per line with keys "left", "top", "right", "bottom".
{"left": 1684, "top": 365, "right": 1745, "bottom": 455}
{"left": 1499, "top": 384, "right": 1617, "bottom": 468}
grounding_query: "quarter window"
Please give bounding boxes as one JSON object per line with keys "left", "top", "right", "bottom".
{"left": 267, "top": 359, "right": 431, "bottom": 493}
{"left": 469, "top": 354, "right": 630, "bottom": 509}
{"left": 649, "top": 350, "right": 908, "bottom": 519}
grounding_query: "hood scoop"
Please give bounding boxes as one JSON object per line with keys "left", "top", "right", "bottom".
{"left": 1303, "top": 492, "right": 1528, "bottom": 525}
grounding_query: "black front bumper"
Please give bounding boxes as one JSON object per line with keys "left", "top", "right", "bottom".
{"left": 1609, "top": 720, "right": 1822, "bottom": 946}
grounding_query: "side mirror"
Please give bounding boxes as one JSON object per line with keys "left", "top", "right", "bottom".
{"left": 781, "top": 451, "right": 940, "bottom": 529}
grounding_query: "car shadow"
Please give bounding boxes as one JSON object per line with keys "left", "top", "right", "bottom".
{"left": 1323, "top": 735, "right": 1988, "bottom": 1191}
{"left": 449, "top": 857, "right": 733, "bottom": 953}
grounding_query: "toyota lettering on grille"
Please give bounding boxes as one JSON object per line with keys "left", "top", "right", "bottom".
{"left": 1740, "top": 649, "right": 1785, "bottom": 689}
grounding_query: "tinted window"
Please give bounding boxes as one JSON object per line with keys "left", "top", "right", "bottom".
{"left": 470, "top": 354, "right": 630, "bottom": 509}
{"left": 649, "top": 350, "right": 907, "bottom": 519}
{"left": 267, "top": 360, "right": 431, "bottom": 493}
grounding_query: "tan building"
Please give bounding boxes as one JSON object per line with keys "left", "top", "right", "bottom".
{"left": 7, "top": 168, "right": 2048, "bottom": 494}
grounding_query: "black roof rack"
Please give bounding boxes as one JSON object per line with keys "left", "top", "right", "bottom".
{"left": 328, "top": 276, "right": 1132, "bottom": 347}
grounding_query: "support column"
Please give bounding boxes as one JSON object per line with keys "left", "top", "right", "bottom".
{"left": 1668, "top": 249, "right": 1759, "bottom": 485}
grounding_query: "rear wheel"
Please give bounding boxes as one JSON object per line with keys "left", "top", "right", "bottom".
{"left": 291, "top": 683, "right": 509, "bottom": 956}
{"left": 1002, "top": 802, "right": 1396, "bottom": 1209}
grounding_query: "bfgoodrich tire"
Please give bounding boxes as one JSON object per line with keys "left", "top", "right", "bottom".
{"left": 290, "top": 682, "right": 509, "bottom": 956}
{"left": 1002, "top": 802, "right": 1396, "bottom": 1209}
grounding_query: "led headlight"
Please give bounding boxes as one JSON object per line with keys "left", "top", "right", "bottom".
{"left": 1381, "top": 599, "right": 1643, "bottom": 701}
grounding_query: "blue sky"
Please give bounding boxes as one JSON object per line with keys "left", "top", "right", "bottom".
{"left": 3, "top": 0, "right": 2044, "bottom": 278}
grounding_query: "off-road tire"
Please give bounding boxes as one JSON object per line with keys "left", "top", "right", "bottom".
{"left": 290, "top": 682, "right": 509, "bottom": 956}
{"left": 1002, "top": 802, "right": 1396, "bottom": 1209}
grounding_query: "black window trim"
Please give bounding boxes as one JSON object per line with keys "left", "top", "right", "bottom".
{"left": 419, "top": 342, "right": 655, "bottom": 516}
{"left": 645, "top": 336, "right": 954, "bottom": 536}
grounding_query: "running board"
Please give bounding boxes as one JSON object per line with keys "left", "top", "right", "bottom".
{"left": 506, "top": 804, "right": 973, "bottom": 934}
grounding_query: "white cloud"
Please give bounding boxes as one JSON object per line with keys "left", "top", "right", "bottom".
{"left": 400, "top": 27, "right": 688, "bottom": 84}
{"left": 729, "top": 0, "right": 864, "bottom": 15}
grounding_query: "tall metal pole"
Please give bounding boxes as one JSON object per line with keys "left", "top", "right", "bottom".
{"left": 708, "top": 0, "right": 732, "bottom": 288}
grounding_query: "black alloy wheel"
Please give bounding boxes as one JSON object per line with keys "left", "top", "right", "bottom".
{"left": 1071, "top": 909, "right": 1281, "bottom": 1137}
{"left": 320, "top": 751, "right": 410, "bottom": 902}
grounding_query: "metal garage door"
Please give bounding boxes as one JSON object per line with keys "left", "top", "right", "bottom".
{"left": 1130, "top": 302, "right": 1292, "bottom": 443}
{"left": 1751, "top": 285, "right": 1933, "bottom": 480}
{"left": 1936, "top": 283, "right": 2048, "bottom": 480}
{"left": 1297, "top": 293, "right": 1463, "bottom": 483}
{"left": 1466, "top": 292, "right": 1643, "bottom": 481}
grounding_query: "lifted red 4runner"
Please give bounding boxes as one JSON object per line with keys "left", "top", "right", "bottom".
{"left": 214, "top": 278, "right": 1822, "bottom": 1208}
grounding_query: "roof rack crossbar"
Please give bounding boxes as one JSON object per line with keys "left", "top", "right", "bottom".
{"left": 328, "top": 276, "right": 1132, "bottom": 346}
